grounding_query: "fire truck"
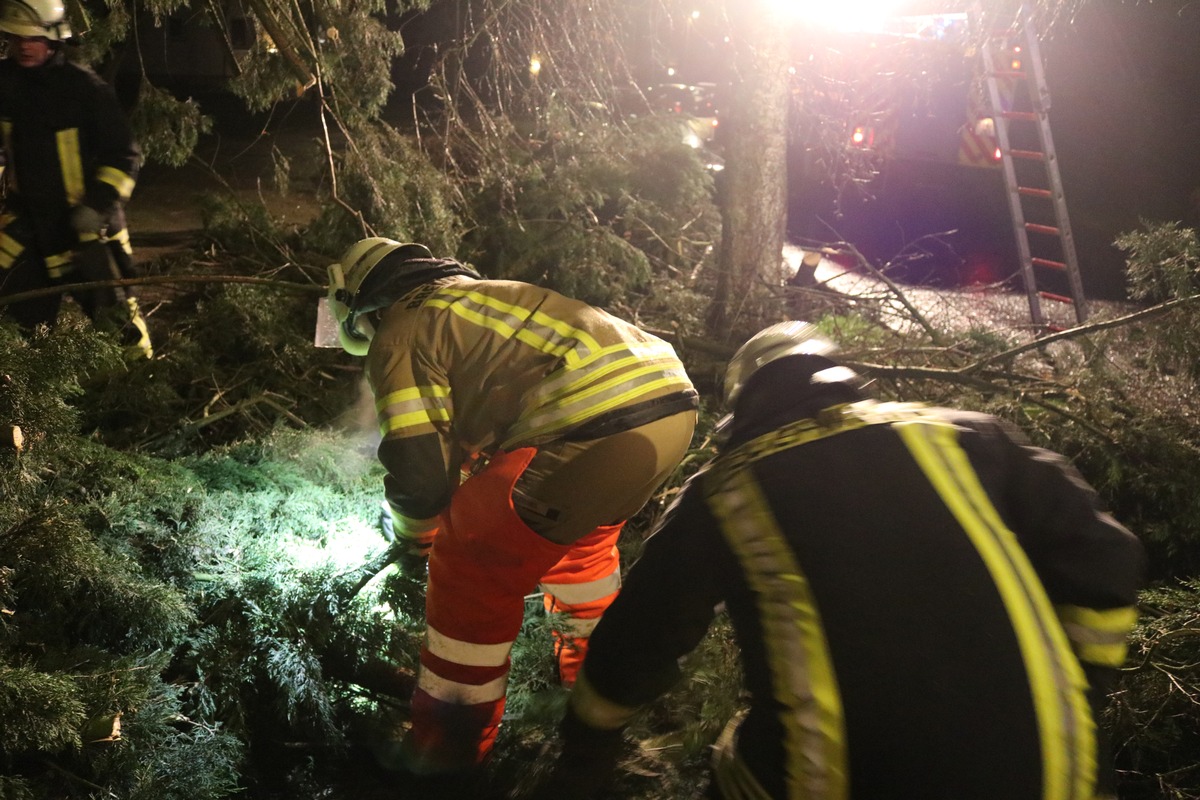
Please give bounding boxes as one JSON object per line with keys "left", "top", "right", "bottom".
{"left": 790, "top": 9, "right": 1086, "bottom": 325}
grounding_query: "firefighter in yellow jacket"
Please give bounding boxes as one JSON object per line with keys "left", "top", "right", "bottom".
{"left": 326, "top": 238, "right": 698, "bottom": 780}
{"left": 538, "top": 321, "right": 1145, "bottom": 800}
{"left": 0, "top": 0, "right": 151, "bottom": 358}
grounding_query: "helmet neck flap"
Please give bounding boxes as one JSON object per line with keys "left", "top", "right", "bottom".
{"left": 327, "top": 239, "right": 480, "bottom": 356}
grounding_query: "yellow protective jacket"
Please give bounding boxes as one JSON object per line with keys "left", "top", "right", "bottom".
{"left": 366, "top": 275, "right": 696, "bottom": 523}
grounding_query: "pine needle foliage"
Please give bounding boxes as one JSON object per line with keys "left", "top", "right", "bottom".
{"left": 302, "top": 121, "right": 465, "bottom": 257}
{"left": 1117, "top": 220, "right": 1200, "bottom": 379}
{"left": 460, "top": 116, "right": 719, "bottom": 310}
{"left": 1109, "top": 582, "right": 1200, "bottom": 800}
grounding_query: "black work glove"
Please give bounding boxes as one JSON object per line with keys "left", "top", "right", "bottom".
{"left": 528, "top": 705, "right": 625, "bottom": 800}
{"left": 378, "top": 505, "right": 396, "bottom": 543}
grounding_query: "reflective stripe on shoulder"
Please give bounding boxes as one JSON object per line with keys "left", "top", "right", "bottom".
{"left": 717, "top": 401, "right": 934, "bottom": 474}
{"left": 896, "top": 420, "right": 1096, "bottom": 800}
{"left": 706, "top": 467, "right": 848, "bottom": 800}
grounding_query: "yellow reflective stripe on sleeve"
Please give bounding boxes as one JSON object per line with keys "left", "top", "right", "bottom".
{"left": 0, "top": 121, "right": 14, "bottom": 194}
{"left": 1057, "top": 605, "right": 1138, "bottom": 668}
{"left": 375, "top": 384, "right": 451, "bottom": 437}
{"left": 707, "top": 467, "right": 848, "bottom": 800}
{"left": 425, "top": 624, "right": 512, "bottom": 668}
{"left": 896, "top": 421, "right": 1096, "bottom": 800}
{"left": 96, "top": 165, "right": 135, "bottom": 199}
{"left": 56, "top": 128, "right": 85, "bottom": 205}
{"left": 1057, "top": 605, "right": 1138, "bottom": 634}
{"left": 109, "top": 227, "right": 133, "bottom": 255}
{"left": 0, "top": 231, "right": 23, "bottom": 268}
{"left": 45, "top": 251, "right": 75, "bottom": 279}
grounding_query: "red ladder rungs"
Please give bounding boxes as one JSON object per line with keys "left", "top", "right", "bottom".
{"left": 1002, "top": 111, "right": 1038, "bottom": 122}
{"left": 1032, "top": 257, "right": 1067, "bottom": 270}
{"left": 1038, "top": 291, "right": 1075, "bottom": 305}
{"left": 1025, "top": 222, "right": 1060, "bottom": 236}
{"left": 1019, "top": 186, "right": 1053, "bottom": 199}
{"left": 1011, "top": 149, "right": 1045, "bottom": 161}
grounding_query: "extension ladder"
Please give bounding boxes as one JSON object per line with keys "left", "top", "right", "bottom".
{"left": 979, "top": 4, "right": 1087, "bottom": 328}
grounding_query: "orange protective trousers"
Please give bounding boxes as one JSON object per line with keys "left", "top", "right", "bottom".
{"left": 402, "top": 447, "right": 622, "bottom": 774}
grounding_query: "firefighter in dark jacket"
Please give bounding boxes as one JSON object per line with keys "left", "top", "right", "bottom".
{"left": 325, "top": 238, "right": 698, "bottom": 780}
{"left": 541, "top": 321, "right": 1145, "bottom": 800}
{"left": 0, "top": 0, "right": 151, "bottom": 358}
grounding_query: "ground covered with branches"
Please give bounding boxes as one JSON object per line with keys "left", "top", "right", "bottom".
{"left": 3, "top": 0, "right": 1200, "bottom": 794}
{"left": 4, "top": 201, "right": 1200, "bottom": 798}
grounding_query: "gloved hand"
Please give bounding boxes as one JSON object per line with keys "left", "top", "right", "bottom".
{"left": 70, "top": 204, "right": 108, "bottom": 237}
{"left": 378, "top": 504, "right": 396, "bottom": 543}
{"left": 379, "top": 501, "right": 438, "bottom": 620}
{"left": 527, "top": 705, "right": 625, "bottom": 800}
{"left": 392, "top": 547, "right": 429, "bottom": 622}
{"left": 378, "top": 501, "right": 438, "bottom": 550}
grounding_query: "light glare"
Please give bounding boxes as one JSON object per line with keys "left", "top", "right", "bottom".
{"left": 765, "top": 0, "right": 906, "bottom": 32}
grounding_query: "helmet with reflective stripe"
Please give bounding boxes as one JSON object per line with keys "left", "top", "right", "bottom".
{"left": 326, "top": 238, "right": 479, "bottom": 356}
{"left": 0, "top": 0, "right": 71, "bottom": 40}
{"left": 724, "top": 320, "right": 858, "bottom": 408}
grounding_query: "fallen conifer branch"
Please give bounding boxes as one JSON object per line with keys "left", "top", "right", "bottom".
{"left": 0, "top": 274, "right": 326, "bottom": 307}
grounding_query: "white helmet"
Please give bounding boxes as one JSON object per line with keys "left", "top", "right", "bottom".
{"left": 724, "top": 321, "right": 856, "bottom": 407}
{"left": 326, "top": 238, "right": 481, "bottom": 356}
{"left": 0, "top": 0, "right": 71, "bottom": 40}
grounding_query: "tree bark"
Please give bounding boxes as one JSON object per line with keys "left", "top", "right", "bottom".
{"left": 706, "top": 1, "right": 792, "bottom": 342}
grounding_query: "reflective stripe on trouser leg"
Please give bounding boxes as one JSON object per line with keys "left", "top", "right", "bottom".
{"left": 539, "top": 522, "right": 623, "bottom": 686}
{"left": 406, "top": 447, "right": 571, "bottom": 773}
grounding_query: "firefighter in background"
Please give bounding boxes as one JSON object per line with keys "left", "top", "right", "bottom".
{"left": 0, "top": 0, "right": 151, "bottom": 359}
{"left": 538, "top": 321, "right": 1145, "bottom": 800}
{"left": 326, "top": 238, "right": 698, "bottom": 781}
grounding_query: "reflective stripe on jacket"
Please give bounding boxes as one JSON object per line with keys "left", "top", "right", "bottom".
{"left": 578, "top": 397, "right": 1144, "bottom": 800}
{"left": 0, "top": 55, "right": 139, "bottom": 210}
{"left": 367, "top": 276, "right": 695, "bottom": 521}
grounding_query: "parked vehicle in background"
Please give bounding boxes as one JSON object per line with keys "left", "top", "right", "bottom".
{"left": 644, "top": 82, "right": 720, "bottom": 148}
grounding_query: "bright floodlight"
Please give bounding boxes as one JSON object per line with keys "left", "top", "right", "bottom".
{"left": 765, "top": 0, "right": 906, "bottom": 32}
